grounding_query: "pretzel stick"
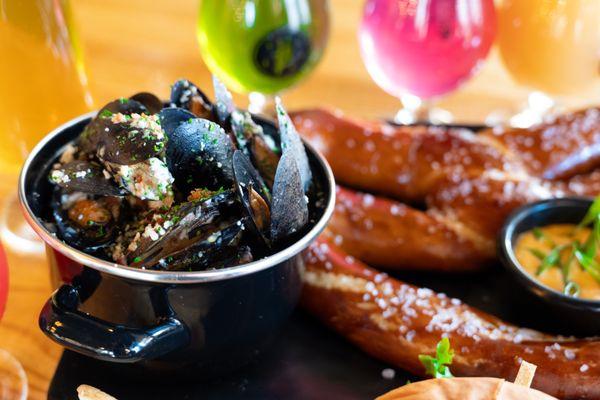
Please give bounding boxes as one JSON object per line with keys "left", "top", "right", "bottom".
{"left": 301, "top": 237, "right": 600, "bottom": 399}
{"left": 292, "top": 108, "right": 600, "bottom": 271}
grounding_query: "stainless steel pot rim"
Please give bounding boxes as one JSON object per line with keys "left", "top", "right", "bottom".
{"left": 18, "top": 112, "right": 336, "bottom": 284}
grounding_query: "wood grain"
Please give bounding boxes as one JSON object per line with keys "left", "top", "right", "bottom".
{"left": 0, "top": 1, "right": 598, "bottom": 399}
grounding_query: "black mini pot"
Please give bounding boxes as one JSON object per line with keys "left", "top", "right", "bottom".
{"left": 498, "top": 197, "right": 600, "bottom": 335}
{"left": 19, "top": 112, "right": 335, "bottom": 375}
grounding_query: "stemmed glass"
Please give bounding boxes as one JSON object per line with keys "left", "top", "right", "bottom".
{"left": 358, "top": 0, "right": 496, "bottom": 124}
{"left": 0, "top": 244, "right": 28, "bottom": 400}
{"left": 0, "top": 0, "right": 92, "bottom": 254}
{"left": 496, "top": 0, "right": 600, "bottom": 128}
{"left": 197, "top": 0, "right": 330, "bottom": 115}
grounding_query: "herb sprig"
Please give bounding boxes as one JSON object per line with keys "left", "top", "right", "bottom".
{"left": 418, "top": 337, "right": 454, "bottom": 378}
{"left": 530, "top": 196, "right": 600, "bottom": 296}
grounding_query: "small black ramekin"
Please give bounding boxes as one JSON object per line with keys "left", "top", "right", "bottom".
{"left": 498, "top": 197, "right": 600, "bottom": 335}
{"left": 18, "top": 112, "right": 335, "bottom": 376}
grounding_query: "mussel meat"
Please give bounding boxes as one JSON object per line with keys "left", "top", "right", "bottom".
{"left": 51, "top": 187, "right": 120, "bottom": 256}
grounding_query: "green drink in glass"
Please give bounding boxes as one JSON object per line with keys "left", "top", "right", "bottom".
{"left": 197, "top": 0, "right": 329, "bottom": 113}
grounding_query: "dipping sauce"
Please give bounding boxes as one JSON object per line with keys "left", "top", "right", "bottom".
{"left": 515, "top": 224, "right": 600, "bottom": 300}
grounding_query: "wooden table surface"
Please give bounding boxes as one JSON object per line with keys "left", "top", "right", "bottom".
{"left": 1, "top": 1, "right": 599, "bottom": 398}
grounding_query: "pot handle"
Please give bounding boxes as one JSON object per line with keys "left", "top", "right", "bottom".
{"left": 39, "top": 284, "right": 189, "bottom": 363}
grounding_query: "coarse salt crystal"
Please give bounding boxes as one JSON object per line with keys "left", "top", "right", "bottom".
{"left": 381, "top": 368, "right": 395, "bottom": 380}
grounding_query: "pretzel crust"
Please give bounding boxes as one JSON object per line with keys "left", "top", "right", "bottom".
{"left": 292, "top": 108, "right": 600, "bottom": 270}
{"left": 301, "top": 238, "right": 600, "bottom": 399}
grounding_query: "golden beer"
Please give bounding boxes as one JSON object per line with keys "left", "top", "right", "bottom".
{"left": 0, "top": 0, "right": 91, "bottom": 177}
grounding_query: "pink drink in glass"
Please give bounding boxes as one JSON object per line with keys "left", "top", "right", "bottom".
{"left": 359, "top": 0, "right": 496, "bottom": 100}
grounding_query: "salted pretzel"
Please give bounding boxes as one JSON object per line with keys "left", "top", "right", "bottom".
{"left": 291, "top": 108, "right": 600, "bottom": 270}
{"left": 302, "top": 237, "right": 600, "bottom": 400}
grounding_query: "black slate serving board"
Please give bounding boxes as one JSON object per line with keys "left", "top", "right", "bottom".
{"left": 48, "top": 264, "right": 566, "bottom": 400}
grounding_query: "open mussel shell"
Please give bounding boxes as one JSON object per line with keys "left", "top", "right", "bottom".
{"left": 129, "top": 92, "right": 163, "bottom": 114}
{"left": 164, "top": 117, "right": 235, "bottom": 193}
{"left": 127, "top": 190, "right": 239, "bottom": 268}
{"left": 146, "top": 218, "right": 249, "bottom": 272}
{"left": 232, "top": 150, "right": 271, "bottom": 245}
{"left": 270, "top": 150, "right": 309, "bottom": 244}
{"left": 50, "top": 161, "right": 124, "bottom": 197}
{"left": 51, "top": 187, "right": 118, "bottom": 256}
{"left": 275, "top": 98, "right": 312, "bottom": 193}
{"left": 212, "top": 75, "right": 235, "bottom": 126}
{"left": 170, "top": 79, "right": 213, "bottom": 119}
{"left": 79, "top": 96, "right": 158, "bottom": 155}
{"left": 100, "top": 98, "right": 148, "bottom": 115}
{"left": 231, "top": 111, "right": 280, "bottom": 188}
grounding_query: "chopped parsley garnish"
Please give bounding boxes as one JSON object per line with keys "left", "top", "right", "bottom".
{"left": 99, "top": 109, "right": 113, "bottom": 118}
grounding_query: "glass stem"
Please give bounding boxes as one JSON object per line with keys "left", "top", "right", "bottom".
{"left": 248, "top": 92, "right": 276, "bottom": 117}
{"left": 395, "top": 94, "right": 453, "bottom": 125}
{"left": 509, "top": 91, "right": 557, "bottom": 128}
{"left": 395, "top": 94, "right": 426, "bottom": 125}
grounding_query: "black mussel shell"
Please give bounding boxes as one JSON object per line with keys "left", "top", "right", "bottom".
{"left": 129, "top": 92, "right": 163, "bottom": 114}
{"left": 50, "top": 160, "right": 124, "bottom": 197}
{"left": 212, "top": 75, "right": 235, "bottom": 125}
{"left": 146, "top": 218, "right": 248, "bottom": 272}
{"left": 270, "top": 150, "right": 308, "bottom": 244}
{"left": 80, "top": 98, "right": 152, "bottom": 155}
{"left": 100, "top": 98, "right": 148, "bottom": 115}
{"left": 232, "top": 150, "right": 271, "bottom": 243}
{"left": 51, "top": 188, "right": 118, "bottom": 256}
{"left": 275, "top": 98, "right": 312, "bottom": 193}
{"left": 165, "top": 117, "right": 235, "bottom": 193}
{"left": 248, "top": 135, "right": 279, "bottom": 188}
{"left": 127, "top": 190, "right": 238, "bottom": 267}
{"left": 159, "top": 107, "right": 196, "bottom": 138}
{"left": 170, "top": 79, "right": 213, "bottom": 119}
{"left": 97, "top": 117, "right": 165, "bottom": 165}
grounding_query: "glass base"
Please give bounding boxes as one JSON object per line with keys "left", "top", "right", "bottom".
{"left": 394, "top": 94, "right": 453, "bottom": 125}
{"left": 508, "top": 92, "right": 563, "bottom": 128}
{"left": 0, "top": 349, "right": 28, "bottom": 400}
{"left": 1, "top": 193, "right": 43, "bottom": 255}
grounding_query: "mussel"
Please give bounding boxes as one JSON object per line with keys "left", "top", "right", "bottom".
{"left": 160, "top": 110, "right": 235, "bottom": 194}
{"left": 47, "top": 77, "right": 317, "bottom": 272}
{"left": 275, "top": 97, "right": 312, "bottom": 193}
{"left": 122, "top": 190, "right": 241, "bottom": 270}
{"left": 232, "top": 150, "right": 271, "bottom": 245}
{"left": 51, "top": 187, "right": 120, "bottom": 256}
{"left": 270, "top": 150, "right": 309, "bottom": 243}
{"left": 50, "top": 160, "right": 124, "bottom": 197}
{"left": 146, "top": 218, "right": 250, "bottom": 272}
{"left": 79, "top": 93, "right": 162, "bottom": 154}
{"left": 170, "top": 79, "right": 213, "bottom": 120}
{"left": 231, "top": 111, "right": 280, "bottom": 188}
